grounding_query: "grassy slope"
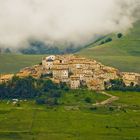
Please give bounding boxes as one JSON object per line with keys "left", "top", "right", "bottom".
{"left": 0, "top": 91, "right": 140, "bottom": 140}
{"left": 0, "top": 54, "right": 45, "bottom": 74}
{"left": 78, "top": 21, "right": 140, "bottom": 72}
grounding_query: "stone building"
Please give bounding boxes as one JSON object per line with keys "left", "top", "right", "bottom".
{"left": 52, "top": 68, "right": 69, "bottom": 82}
{"left": 87, "top": 79, "right": 105, "bottom": 91}
{"left": 70, "top": 75, "right": 80, "bottom": 89}
{"left": 0, "top": 74, "right": 14, "bottom": 83}
{"left": 41, "top": 54, "right": 125, "bottom": 90}
{"left": 122, "top": 72, "right": 140, "bottom": 86}
{"left": 16, "top": 65, "right": 42, "bottom": 79}
{"left": 42, "top": 58, "right": 53, "bottom": 70}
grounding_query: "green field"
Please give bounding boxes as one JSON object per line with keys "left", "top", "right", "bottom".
{"left": 0, "top": 91, "right": 140, "bottom": 140}
{"left": 78, "top": 21, "right": 140, "bottom": 72}
{"left": 0, "top": 54, "right": 45, "bottom": 74}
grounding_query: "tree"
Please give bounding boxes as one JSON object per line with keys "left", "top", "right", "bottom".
{"left": 36, "top": 98, "right": 46, "bottom": 105}
{"left": 85, "top": 97, "right": 92, "bottom": 103}
{"left": 100, "top": 41, "right": 105, "bottom": 45}
{"left": 4, "top": 48, "right": 11, "bottom": 54}
{"left": 105, "top": 38, "right": 112, "bottom": 43}
{"left": 0, "top": 76, "right": 65, "bottom": 102}
{"left": 43, "top": 80, "right": 58, "bottom": 92}
{"left": 105, "top": 79, "right": 140, "bottom": 92}
{"left": 46, "top": 98, "right": 58, "bottom": 106}
{"left": 0, "top": 83, "right": 9, "bottom": 99}
{"left": 48, "top": 90, "right": 62, "bottom": 98}
{"left": 117, "top": 33, "right": 123, "bottom": 38}
{"left": 59, "top": 82, "right": 69, "bottom": 91}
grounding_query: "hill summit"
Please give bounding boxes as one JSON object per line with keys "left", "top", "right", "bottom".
{"left": 0, "top": 55, "right": 140, "bottom": 91}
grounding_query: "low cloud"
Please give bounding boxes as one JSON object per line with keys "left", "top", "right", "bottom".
{"left": 0, "top": 0, "right": 139, "bottom": 48}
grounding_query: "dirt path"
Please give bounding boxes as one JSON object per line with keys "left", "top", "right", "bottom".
{"left": 93, "top": 91, "right": 119, "bottom": 107}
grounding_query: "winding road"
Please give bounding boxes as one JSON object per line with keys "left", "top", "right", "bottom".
{"left": 93, "top": 92, "right": 119, "bottom": 107}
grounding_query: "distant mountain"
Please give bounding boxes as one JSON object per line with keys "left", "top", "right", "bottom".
{"left": 78, "top": 21, "right": 140, "bottom": 72}
{"left": 19, "top": 41, "right": 82, "bottom": 55}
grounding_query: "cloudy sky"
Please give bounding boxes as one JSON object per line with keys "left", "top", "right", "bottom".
{"left": 0, "top": 0, "right": 139, "bottom": 48}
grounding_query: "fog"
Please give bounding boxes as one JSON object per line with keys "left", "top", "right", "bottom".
{"left": 0, "top": 0, "right": 139, "bottom": 48}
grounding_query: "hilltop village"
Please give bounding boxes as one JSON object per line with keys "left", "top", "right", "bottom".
{"left": 0, "top": 55, "right": 140, "bottom": 90}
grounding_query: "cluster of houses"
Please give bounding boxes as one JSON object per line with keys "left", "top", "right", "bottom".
{"left": 41, "top": 55, "right": 140, "bottom": 90}
{"left": 0, "top": 55, "right": 140, "bottom": 90}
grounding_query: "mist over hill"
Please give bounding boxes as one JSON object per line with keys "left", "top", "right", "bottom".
{"left": 78, "top": 20, "right": 140, "bottom": 72}
{"left": 0, "top": 0, "right": 139, "bottom": 53}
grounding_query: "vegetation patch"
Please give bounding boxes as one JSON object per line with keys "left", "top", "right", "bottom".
{"left": 105, "top": 79, "right": 140, "bottom": 92}
{"left": 0, "top": 91, "right": 139, "bottom": 140}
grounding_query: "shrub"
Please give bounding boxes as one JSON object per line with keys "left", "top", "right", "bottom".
{"left": 36, "top": 98, "right": 46, "bottom": 105}
{"left": 100, "top": 41, "right": 105, "bottom": 45}
{"left": 85, "top": 97, "right": 92, "bottom": 103}
{"left": 117, "top": 33, "right": 123, "bottom": 38}
{"left": 106, "top": 125, "right": 109, "bottom": 128}
{"left": 105, "top": 79, "right": 140, "bottom": 92}
{"left": 59, "top": 82, "right": 69, "bottom": 91}
{"left": 105, "top": 38, "right": 112, "bottom": 43}
{"left": 109, "top": 107, "right": 114, "bottom": 111}
{"left": 0, "top": 76, "right": 65, "bottom": 100}
{"left": 46, "top": 98, "right": 58, "bottom": 106}
{"left": 89, "top": 107, "right": 97, "bottom": 111}
{"left": 48, "top": 90, "right": 62, "bottom": 98}
{"left": 43, "top": 80, "right": 58, "bottom": 92}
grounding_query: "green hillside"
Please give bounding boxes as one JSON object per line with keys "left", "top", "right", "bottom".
{"left": 0, "top": 54, "right": 44, "bottom": 74}
{"left": 0, "top": 91, "right": 140, "bottom": 140}
{"left": 78, "top": 21, "right": 140, "bottom": 72}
